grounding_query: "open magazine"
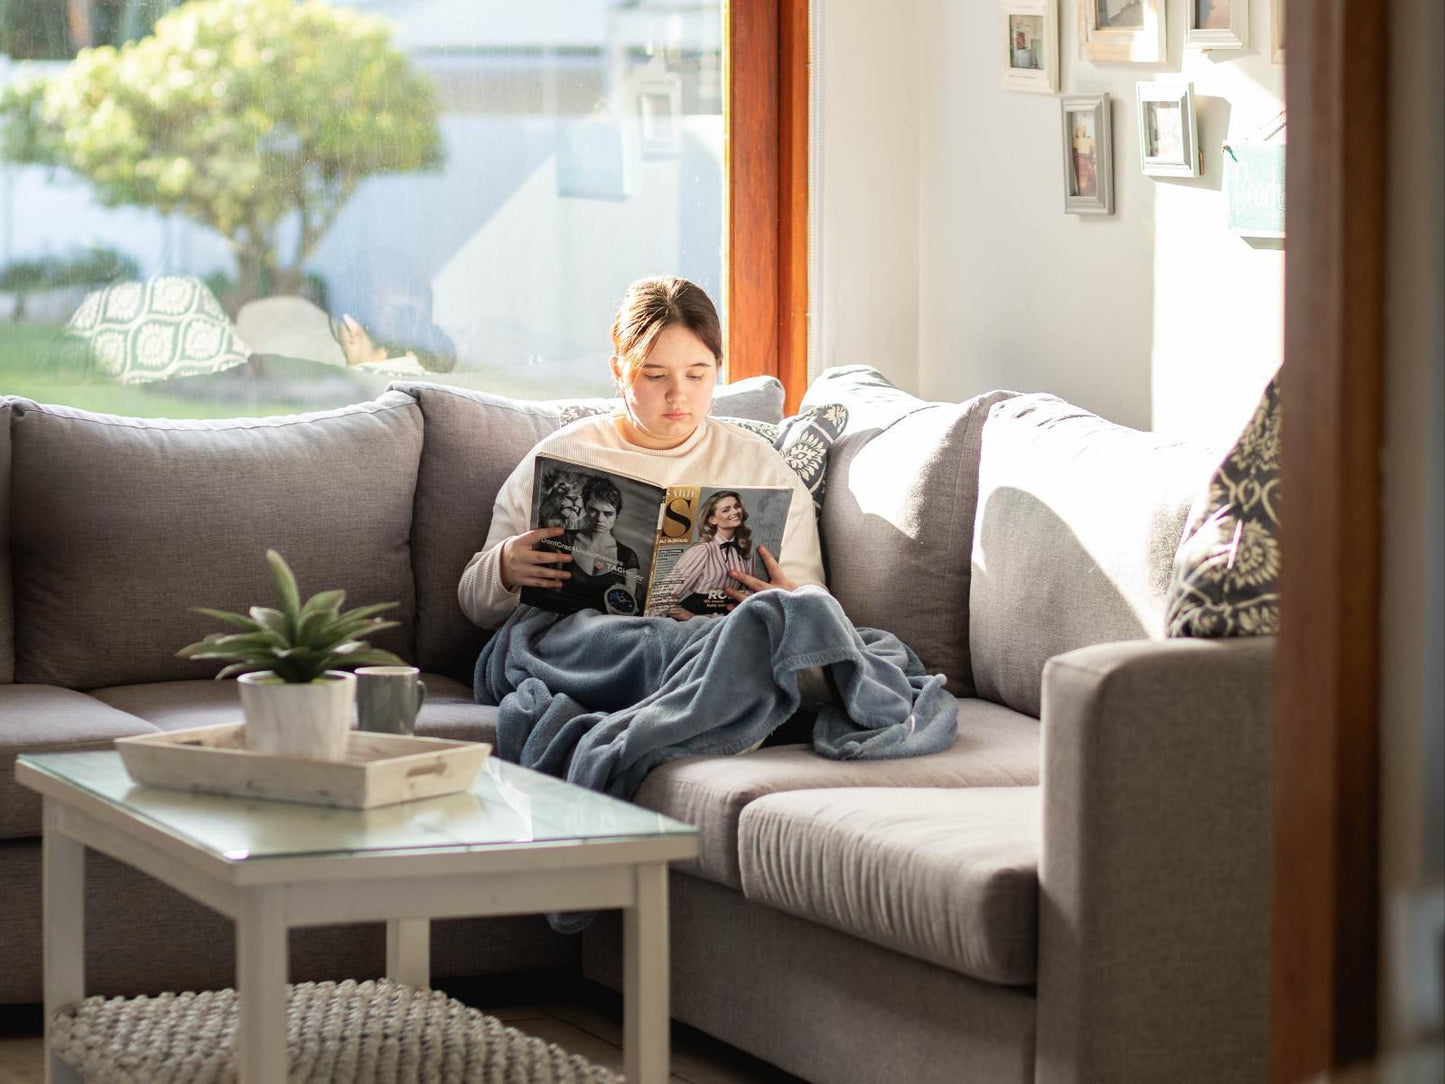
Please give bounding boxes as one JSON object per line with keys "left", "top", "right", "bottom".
{"left": 519, "top": 454, "right": 792, "bottom": 618}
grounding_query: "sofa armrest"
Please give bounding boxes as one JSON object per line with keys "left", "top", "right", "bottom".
{"left": 1035, "top": 636, "right": 1274, "bottom": 1084}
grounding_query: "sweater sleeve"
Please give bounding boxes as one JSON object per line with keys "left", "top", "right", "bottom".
{"left": 457, "top": 456, "right": 535, "bottom": 629}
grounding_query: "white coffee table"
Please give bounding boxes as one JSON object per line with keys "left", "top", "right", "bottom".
{"left": 16, "top": 750, "right": 699, "bottom": 1084}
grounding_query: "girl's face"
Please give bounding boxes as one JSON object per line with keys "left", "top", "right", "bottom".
{"left": 611, "top": 325, "right": 718, "bottom": 450}
{"left": 709, "top": 496, "right": 743, "bottom": 535}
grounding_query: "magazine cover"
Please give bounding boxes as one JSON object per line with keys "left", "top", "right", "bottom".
{"left": 643, "top": 484, "right": 792, "bottom": 617}
{"left": 519, "top": 456, "right": 793, "bottom": 619}
{"left": 519, "top": 456, "right": 665, "bottom": 616}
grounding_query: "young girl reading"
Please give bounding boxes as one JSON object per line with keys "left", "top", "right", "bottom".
{"left": 457, "top": 276, "right": 824, "bottom": 626}
{"left": 463, "top": 278, "right": 956, "bottom": 834}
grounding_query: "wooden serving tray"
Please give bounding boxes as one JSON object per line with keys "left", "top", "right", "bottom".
{"left": 116, "top": 723, "right": 490, "bottom": 809}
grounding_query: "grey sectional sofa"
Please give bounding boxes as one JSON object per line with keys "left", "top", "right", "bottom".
{"left": 0, "top": 366, "right": 1274, "bottom": 1083}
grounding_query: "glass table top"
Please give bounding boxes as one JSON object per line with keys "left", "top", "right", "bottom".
{"left": 18, "top": 751, "right": 695, "bottom": 863}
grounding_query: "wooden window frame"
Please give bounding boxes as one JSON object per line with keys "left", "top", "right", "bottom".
{"left": 726, "top": 0, "right": 809, "bottom": 414}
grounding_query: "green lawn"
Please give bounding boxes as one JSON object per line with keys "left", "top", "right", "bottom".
{"left": 0, "top": 321, "right": 312, "bottom": 418}
{"left": 0, "top": 321, "right": 604, "bottom": 418}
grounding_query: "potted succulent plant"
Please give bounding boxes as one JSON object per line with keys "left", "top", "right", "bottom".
{"left": 177, "top": 550, "right": 404, "bottom": 760}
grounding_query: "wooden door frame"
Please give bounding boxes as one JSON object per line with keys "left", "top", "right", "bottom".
{"left": 726, "top": 0, "right": 809, "bottom": 413}
{"left": 1271, "top": 0, "right": 1389, "bottom": 1077}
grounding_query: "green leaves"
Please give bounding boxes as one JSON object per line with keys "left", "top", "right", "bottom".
{"left": 0, "top": 0, "right": 444, "bottom": 303}
{"left": 176, "top": 549, "right": 403, "bottom": 684}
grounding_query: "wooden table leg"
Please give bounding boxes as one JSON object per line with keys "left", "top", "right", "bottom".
{"left": 624, "top": 862, "right": 670, "bottom": 1084}
{"left": 43, "top": 801, "right": 84, "bottom": 1084}
{"left": 386, "top": 918, "right": 431, "bottom": 989}
{"left": 237, "top": 886, "right": 288, "bottom": 1084}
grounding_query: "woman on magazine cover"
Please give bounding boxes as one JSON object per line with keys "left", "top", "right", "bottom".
{"left": 457, "top": 275, "right": 824, "bottom": 627}
{"left": 650, "top": 490, "right": 757, "bottom": 616}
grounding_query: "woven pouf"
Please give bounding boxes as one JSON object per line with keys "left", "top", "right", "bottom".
{"left": 50, "top": 978, "right": 624, "bottom": 1083}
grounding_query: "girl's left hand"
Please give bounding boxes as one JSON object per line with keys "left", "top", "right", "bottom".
{"left": 724, "top": 545, "right": 796, "bottom": 603}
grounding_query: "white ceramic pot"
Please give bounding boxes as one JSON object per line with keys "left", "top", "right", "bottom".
{"left": 238, "top": 670, "right": 357, "bottom": 761}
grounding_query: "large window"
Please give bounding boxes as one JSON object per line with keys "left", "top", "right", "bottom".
{"left": 0, "top": 0, "right": 726, "bottom": 416}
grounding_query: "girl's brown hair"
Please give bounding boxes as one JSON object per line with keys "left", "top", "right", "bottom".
{"left": 610, "top": 276, "right": 723, "bottom": 386}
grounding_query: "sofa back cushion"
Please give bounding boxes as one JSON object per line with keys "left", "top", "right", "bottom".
{"left": 392, "top": 385, "right": 564, "bottom": 683}
{"left": 969, "top": 395, "right": 1220, "bottom": 717}
{"left": 812, "top": 379, "right": 1014, "bottom": 696}
{"left": 0, "top": 399, "right": 13, "bottom": 684}
{"left": 10, "top": 393, "right": 423, "bottom": 690}
{"left": 800, "top": 364, "right": 935, "bottom": 431}
{"left": 396, "top": 376, "right": 786, "bottom": 683}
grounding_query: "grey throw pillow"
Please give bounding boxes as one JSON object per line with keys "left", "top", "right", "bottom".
{"left": 1164, "top": 374, "right": 1281, "bottom": 637}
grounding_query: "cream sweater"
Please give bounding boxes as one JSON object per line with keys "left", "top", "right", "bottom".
{"left": 458, "top": 414, "right": 827, "bottom": 629}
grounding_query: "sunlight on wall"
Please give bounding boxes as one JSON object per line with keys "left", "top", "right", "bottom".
{"left": 840, "top": 0, "right": 1283, "bottom": 441}
{"left": 1149, "top": 35, "right": 1284, "bottom": 447}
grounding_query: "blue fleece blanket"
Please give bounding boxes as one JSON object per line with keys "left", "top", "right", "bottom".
{"left": 473, "top": 585, "right": 958, "bottom": 801}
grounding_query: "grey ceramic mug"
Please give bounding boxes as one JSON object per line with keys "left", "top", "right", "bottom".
{"left": 354, "top": 665, "right": 426, "bottom": 736}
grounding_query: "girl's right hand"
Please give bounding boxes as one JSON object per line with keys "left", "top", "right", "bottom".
{"left": 499, "top": 527, "right": 573, "bottom": 590}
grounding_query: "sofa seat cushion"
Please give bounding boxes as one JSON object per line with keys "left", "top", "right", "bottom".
{"left": 738, "top": 785, "right": 1040, "bottom": 986}
{"left": 91, "top": 679, "right": 243, "bottom": 732}
{"left": 0, "top": 685, "right": 158, "bottom": 839}
{"left": 91, "top": 675, "right": 497, "bottom": 745}
{"left": 633, "top": 698, "right": 1038, "bottom": 889}
{"left": 9, "top": 393, "right": 424, "bottom": 690}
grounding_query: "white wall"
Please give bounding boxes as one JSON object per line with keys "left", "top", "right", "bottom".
{"left": 820, "top": 1, "right": 1284, "bottom": 444}
{"left": 814, "top": 1, "right": 920, "bottom": 393}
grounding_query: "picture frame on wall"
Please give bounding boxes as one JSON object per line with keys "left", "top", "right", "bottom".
{"left": 1077, "top": 0, "right": 1165, "bottom": 63}
{"left": 1186, "top": 0, "right": 1248, "bottom": 51}
{"left": 1000, "top": 1, "right": 1059, "bottom": 94}
{"left": 1061, "top": 93, "right": 1114, "bottom": 214}
{"left": 1136, "top": 82, "right": 1201, "bottom": 177}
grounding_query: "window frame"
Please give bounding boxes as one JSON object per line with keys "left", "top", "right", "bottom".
{"left": 726, "top": 0, "right": 809, "bottom": 413}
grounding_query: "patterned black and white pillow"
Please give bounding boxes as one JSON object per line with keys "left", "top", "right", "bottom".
{"left": 717, "top": 416, "right": 781, "bottom": 443}
{"left": 1164, "top": 374, "right": 1281, "bottom": 637}
{"left": 556, "top": 403, "right": 611, "bottom": 427}
{"left": 66, "top": 276, "right": 250, "bottom": 383}
{"left": 774, "top": 403, "right": 847, "bottom": 517}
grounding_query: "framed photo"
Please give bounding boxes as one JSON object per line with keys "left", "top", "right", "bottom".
{"left": 1000, "top": 1, "right": 1059, "bottom": 94}
{"left": 1271, "top": 0, "right": 1284, "bottom": 63}
{"left": 1060, "top": 93, "right": 1113, "bottom": 214}
{"left": 1077, "top": 0, "right": 1165, "bottom": 63}
{"left": 1186, "top": 0, "right": 1248, "bottom": 51}
{"left": 636, "top": 75, "right": 682, "bottom": 159}
{"left": 1136, "top": 82, "right": 1200, "bottom": 177}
